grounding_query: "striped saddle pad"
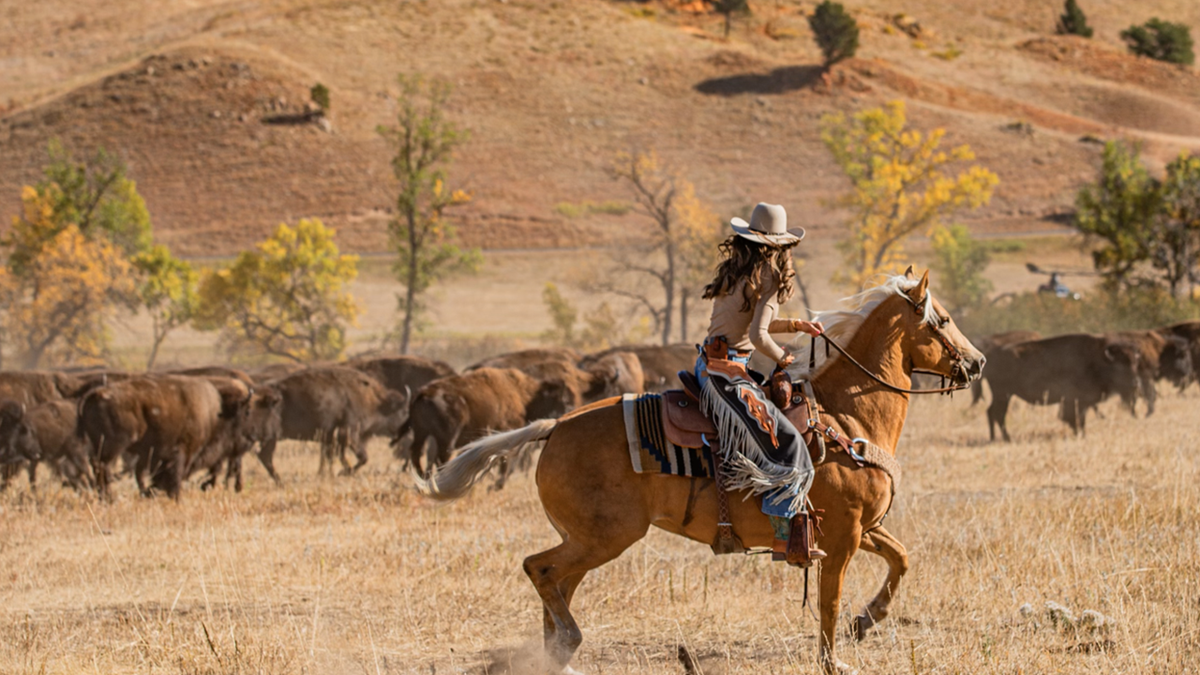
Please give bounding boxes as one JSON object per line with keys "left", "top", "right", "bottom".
{"left": 621, "top": 393, "right": 716, "bottom": 479}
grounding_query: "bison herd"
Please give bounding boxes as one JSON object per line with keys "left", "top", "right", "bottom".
{"left": 972, "top": 321, "right": 1200, "bottom": 440}
{"left": 0, "top": 344, "right": 696, "bottom": 498}
{"left": 0, "top": 322, "right": 1194, "bottom": 499}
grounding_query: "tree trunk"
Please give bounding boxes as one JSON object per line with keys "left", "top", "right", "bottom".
{"left": 679, "top": 288, "right": 689, "bottom": 344}
{"left": 662, "top": 242, "right": 676, "bottom": 346}
{"left": 146, "top": 323, "right": 165, "bottom": 371}
{"left": 724, "top": 12, "right": 731, "bottom": 38}
{"left": 400, "top": 214, "right": 420, "bottom": 355}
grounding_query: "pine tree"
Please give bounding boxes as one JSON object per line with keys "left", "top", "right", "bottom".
{"left": 1056, "top": 0, "right": 1093, "bottom": 38}
{"left": 1121, "top": 19, "right": 1195, "bottom": 66}
{"left": 808, "top": 1, "right": 859, "bottom": 71}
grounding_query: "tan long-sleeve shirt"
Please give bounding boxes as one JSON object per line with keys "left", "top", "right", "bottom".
{"left": 705, "top": 277, "right": 796, "bottom": 365}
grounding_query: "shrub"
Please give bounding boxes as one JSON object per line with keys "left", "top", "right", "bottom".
{"left": 310, "top": 83, "right": 330, "bottom": 112}
{"left": 1056, "top": 0, "right": 1094, "bottom": 38}
{"left": 809, "top": 1, "right": 859, "bottom": 70}
{"left": 1121, "top": 19, "right": 1194, "bottom": 66}
{"left": 961, "top": 287, "right": 1200, "bottom": 338}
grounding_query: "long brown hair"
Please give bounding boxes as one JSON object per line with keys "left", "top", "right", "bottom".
{"left": 702, "top": 235, "right": 796, "bottom": 311}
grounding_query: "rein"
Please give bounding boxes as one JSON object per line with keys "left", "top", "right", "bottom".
{"left": 814, "top": 332, "right": 969, "bottom": 395}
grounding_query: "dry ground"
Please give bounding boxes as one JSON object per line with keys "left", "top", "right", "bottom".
{"left": 2, "top": 384, "right": 1197, "bottom": 674}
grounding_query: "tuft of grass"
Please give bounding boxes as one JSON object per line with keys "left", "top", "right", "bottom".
{"left": 554, "top": 200, "right": 631, "bottom": 219}
{"left": 933, "top": 44, "right": 963, "bottom": 60}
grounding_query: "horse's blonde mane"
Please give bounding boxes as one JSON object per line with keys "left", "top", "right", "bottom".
{"left": 785, "top": 275, "right": 937, "bottom": 379}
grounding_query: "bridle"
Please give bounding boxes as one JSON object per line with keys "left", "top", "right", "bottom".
{"left": 808, "top": 290, "right": 973, "bottom": 396}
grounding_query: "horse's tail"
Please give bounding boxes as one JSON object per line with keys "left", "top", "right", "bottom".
{"left": 413, "top": 418, "right": 558, "bottom": 502}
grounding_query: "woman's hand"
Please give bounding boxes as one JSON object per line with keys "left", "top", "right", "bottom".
{"left": 779, "top": 352, "right": 796, "bottom": 368}
{"left": 792, "top": 319, "right": 824, "bottom": 337}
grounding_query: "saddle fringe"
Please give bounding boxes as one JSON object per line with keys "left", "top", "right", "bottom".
{"left": 700, "top": 378, "right": 814, "bottom": 514}
{"left": 413, "top": 418, "right": 558, "bottom": 502}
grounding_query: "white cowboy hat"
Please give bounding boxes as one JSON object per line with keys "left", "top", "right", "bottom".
{"left": 730, "top": 203, "right": 805, "bottom": 246}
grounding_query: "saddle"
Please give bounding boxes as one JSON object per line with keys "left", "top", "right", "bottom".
{"left": 664, "top": 366, "right": 830, "bottom": 566}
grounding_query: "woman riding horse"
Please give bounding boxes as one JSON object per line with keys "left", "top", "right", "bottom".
{"left": 696, "top": 202, "right": 825, "bottom": 563}
{"left": 416, "top": 270, "right": 986, "bottom": 673}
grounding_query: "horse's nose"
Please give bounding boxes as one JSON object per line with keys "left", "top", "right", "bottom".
{"left": 966, "top": 354, "right": 986, "bottom": 381}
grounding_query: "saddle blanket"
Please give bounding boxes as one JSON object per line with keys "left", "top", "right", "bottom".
{"left": 622, "top": 393, "right": 715, "bottom": 479}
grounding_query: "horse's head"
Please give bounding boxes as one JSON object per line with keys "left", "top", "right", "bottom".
{"left": 894, "top": 267, "right": 985, "bottom": 387}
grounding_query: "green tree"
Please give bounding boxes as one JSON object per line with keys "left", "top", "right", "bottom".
{"left": 711, "top": 0, "right": 749, "bottom": 38}
{"left": 1121, "top": 19, "right": 1195, "bottom": 65}
{"left": 542, "top": 282, "right": 577, "bottom": 345}
{"left": 1154, "top": 153, "right": 1200, "bottom": 299}
{"left": 310, "top": 83, "right": 331, "bottom": 113}
{"left": 809, "top": 1, "right": 860, "bottom": 70}
{"left": 195, "top": 219, "right": 361, "bottom": 362}
{"left": 133, "top": 244, "right": 198, "bottom": 370}
{"left": 1056, "top": 0, "right": 1094, "bottom": 38}
{"left": 820, "top": 100, "right": 999, "bottom": 289}
{"left": 377, "top": 75, "right": 481, "bottom": 354}
{"left": 1074, "top": 142, "right": 1162, "bottom": 292}
{"left": 929, "top": 224, "right": 992, "bottom": 314}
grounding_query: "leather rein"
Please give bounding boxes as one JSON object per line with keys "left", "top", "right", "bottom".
{"left": 807, "top": 291, "right": 972, "bottom": 396}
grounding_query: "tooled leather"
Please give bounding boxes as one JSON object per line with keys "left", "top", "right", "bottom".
{"left": 738, "top": 387, "right": 779, "bottom": 447}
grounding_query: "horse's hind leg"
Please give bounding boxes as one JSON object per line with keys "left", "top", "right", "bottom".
{"left": 851, "top": 526, "right": 909, "bottom": 641}
{"left": 523, "top": 542, "right": 626, "bottom": 672}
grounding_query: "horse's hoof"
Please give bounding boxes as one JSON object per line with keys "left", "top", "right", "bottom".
{"left": 850, "top": 613, "right": 875, "bottom": 641}
{"left": 822, "top": 657, "right": 857, "bottom": 675}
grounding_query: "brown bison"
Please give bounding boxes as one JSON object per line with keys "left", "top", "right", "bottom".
{"left": 468, "top": 348, "right": 581, "bottom": 373}
{"left": 79, "top": 375, "right": 253, "bottom": 499}
{"left": 249, "top": 362, "right": 308, "bottom": 384}
{"left": 982, "top": 334, "right": 1142, "bottom": 441}
{"left": 0, "top": 402, "right": 40, "bottom": 469}
{"left": 258, "top": 366, "right": 407, "bottom": 480}
{"left": 1161, "top": 320, "right": 1200, "bottom": 386}
{"left": 472, "top": 348, "right": 640, "bottom": 405}
{"left": 0, "top": 399, "right": 92, "bottom": 491}
{"left": 586, "top": 344, "right": 696, "bottom": 392}
{"left": 1110, "top": 329, "right": 1193, "bottom": 416}
{"left": 195, "top": 384, "right": 284, "bottom": 492}
{"left": 0, "top": 371, "right": 90, "bottom": 405}
{"left": 348, "top": 354, "right": 456, "bottom": 394}
{"left": 969, "top": 331, "right": 1042, "bottom": 405}
{"left": 398, "top": 367, "right": 576, "bottom": 478}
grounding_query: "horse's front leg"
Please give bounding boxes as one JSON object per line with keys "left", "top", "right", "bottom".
{"left": 818, "top": 525, "right": 861, "bottom": 674}
{"left": 851, "top": 526, "right": 909, "bottom": 640}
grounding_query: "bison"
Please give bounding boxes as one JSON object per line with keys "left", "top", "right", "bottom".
{"left": 586, "top": 344, "right": 696, "bottom": 392}
{"left": 982, "top": 334, "right": 1141, "bottom": 441}
{"left": 969, "top": 331, "right": 1042, "bottom": 405}
{"left": 258, "top": 366, "right": 407, "bottom": 480}
{"left": 0, "top": 399, "right": 92, "bottom": 491}
{"left": 398, "top": 367, "right": 576, "bottom": 478}
{"left": 1109, "top": 329, "right": 1193, "bottom": 416}
{"left": 79, "top": 374, "right": 253, "bottom": 499}
{"left": 348, "top": 354, "right": 455, "bottom": 394}
{"left": 1160, "top": 320, "right": 1200, "bottom": 387}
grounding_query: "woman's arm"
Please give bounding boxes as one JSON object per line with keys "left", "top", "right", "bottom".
{"left": 768, "top": 318, "right": 824, "bottom": 337}
{"left": 749, "top": 293, "right": 788, "bottom": 364}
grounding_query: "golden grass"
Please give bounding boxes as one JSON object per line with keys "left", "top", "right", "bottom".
{"left": 2, "top": 390, "right": 1199, "bottom": 674}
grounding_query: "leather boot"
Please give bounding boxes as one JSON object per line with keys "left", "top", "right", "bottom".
{"left": 786, "top": 511, "right": 827, "bottom": 568}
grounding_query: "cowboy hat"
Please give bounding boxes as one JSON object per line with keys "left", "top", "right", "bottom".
{"left": 730, "top": 203, "right": 805, "bottom": 246}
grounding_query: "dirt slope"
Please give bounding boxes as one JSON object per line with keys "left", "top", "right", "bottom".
{"left": 2, "top": 0, "right": 1200, "bottom": 255}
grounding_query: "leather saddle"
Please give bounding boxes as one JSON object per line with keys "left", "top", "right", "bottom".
{"left": 662, "top": 369, "right": 817, "bottom": 455}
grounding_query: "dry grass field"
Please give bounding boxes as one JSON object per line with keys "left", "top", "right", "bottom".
{"left": 2, "top": 385, "right": 1197, "bottom": 674}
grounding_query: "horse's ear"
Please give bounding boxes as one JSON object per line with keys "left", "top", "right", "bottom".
{"left": 912, "top": 269, "right": 930, "bottom": 301}
{"left": 904, "top": 265, "right": 916, "bottom": 280}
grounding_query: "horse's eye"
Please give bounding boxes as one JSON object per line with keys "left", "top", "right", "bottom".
{"left": 938, "top": 316, "right": 950, "bottom": 328}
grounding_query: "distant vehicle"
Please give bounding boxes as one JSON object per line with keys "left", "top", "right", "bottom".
{"left": 1026, "top": 263, "right": 1090, "bottom": 300}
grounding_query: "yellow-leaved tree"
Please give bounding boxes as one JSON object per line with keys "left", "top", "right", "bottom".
{"left": 601, "top": 149, "right": 725, "bottom": 344}
{"left": 0, "top": 185, "right": 135, "bottom": 367}
{"left": 194, "top": 219, "right": 362, "bottom": 363}
{"left": 820, "top": 100, "right": 999, "bottom": 289}
{"left": 133, "top": 244, "right": 198, "bottom": 370}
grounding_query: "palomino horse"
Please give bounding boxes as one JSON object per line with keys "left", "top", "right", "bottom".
{"left": 417, "top": 270, "right": 985, "bottom": 673}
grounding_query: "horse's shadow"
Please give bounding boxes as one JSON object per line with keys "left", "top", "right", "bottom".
{"left": 694, "top": 65, "right": 823, "bottom": 96}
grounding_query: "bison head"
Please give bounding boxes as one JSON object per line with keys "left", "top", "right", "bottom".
{"left": 0, "top": 401, "right": 39, "bottom": 465}
{"left": 1102, "top": 341, "right": 1143, "bottom": 398}
{"left": 526, "top": 379, "right": 575, "bottom": 421}
{"left": 1161, "top": 335, "right": 1194, "bottom": 390}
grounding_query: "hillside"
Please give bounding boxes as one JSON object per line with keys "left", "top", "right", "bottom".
{"left": 3, "top": 0, "right": 1200, "bottom": 256}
